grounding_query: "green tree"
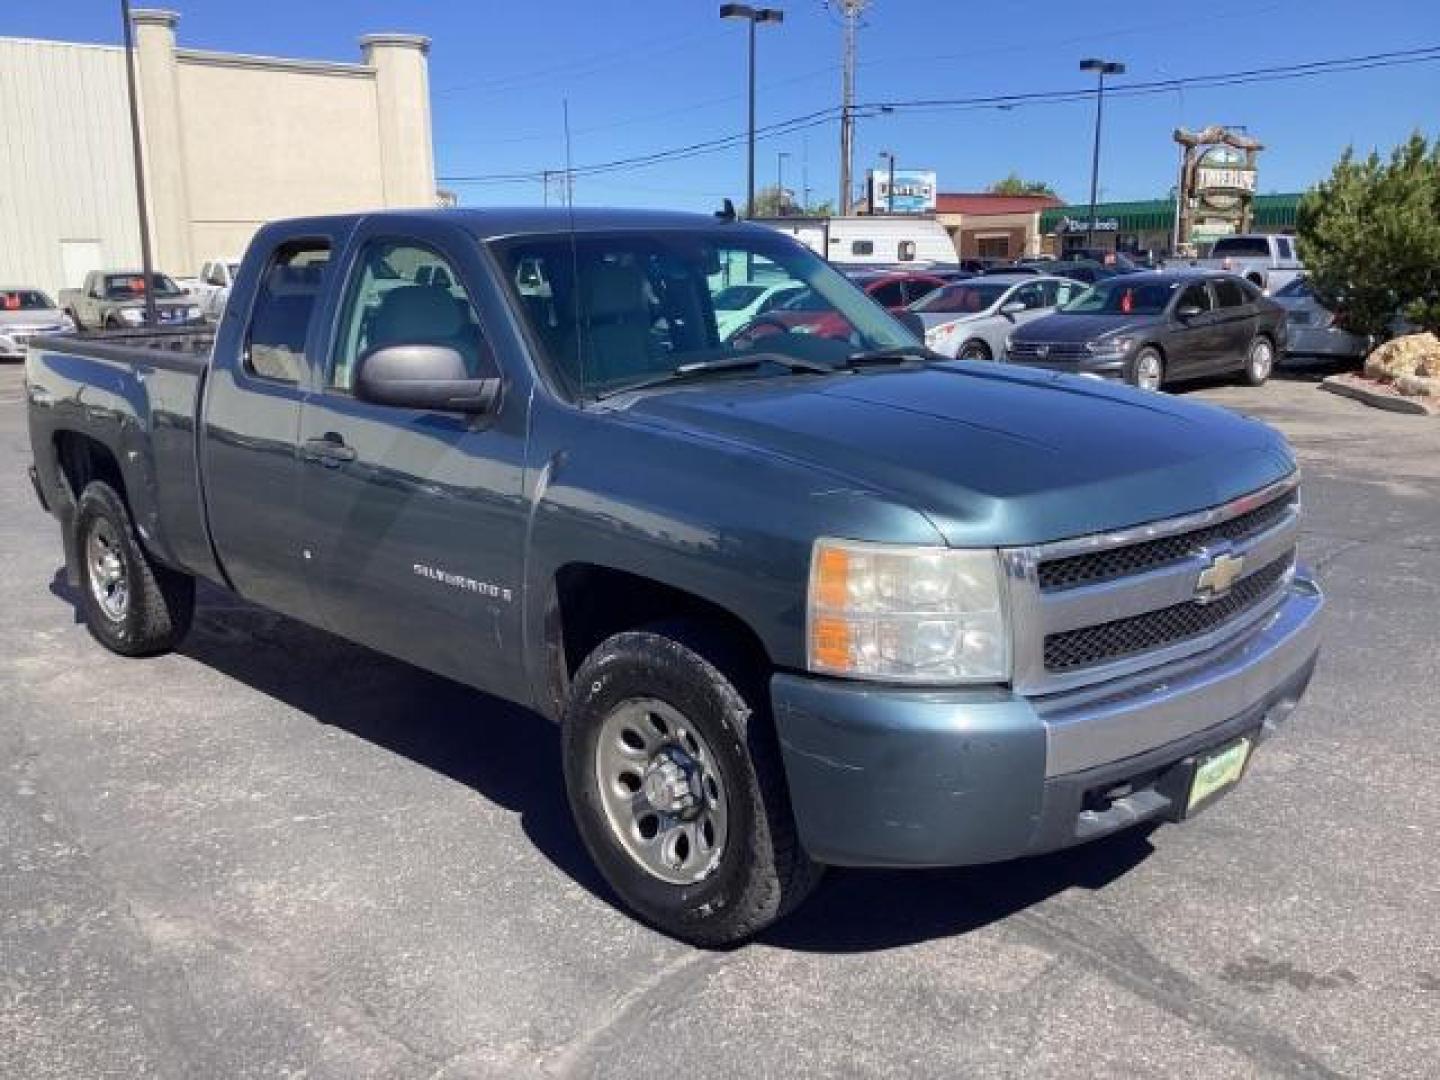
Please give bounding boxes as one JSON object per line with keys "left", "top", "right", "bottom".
{"left": 987, "top": 172, "right": 1058, "bottom": 197}
{"left": 747, "top": 186, "right": 833, "bottom": 217}
{"left": 1297, "top": 133, "right": 1440, "bottom": 336}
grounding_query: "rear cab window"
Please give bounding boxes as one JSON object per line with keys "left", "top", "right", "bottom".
{"left": 243, "top": 239, "right": 332, "bottom": 383}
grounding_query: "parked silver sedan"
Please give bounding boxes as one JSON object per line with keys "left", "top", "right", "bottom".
{"left": 909, "top": 274, "right": 1086, "bottom": 360}
{"left": 1272, "top": 276, "right": 1370, "bottom": 361}
{"left": 0, "top": 288, "right": 73, "bottom": 360}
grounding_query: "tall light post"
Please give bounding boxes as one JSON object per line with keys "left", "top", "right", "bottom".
{"left": 720, "top": 4, "right": 784, "bottom": 218}
{"left": 120, "top": 0, "right": 158, "bottom": 327}
{"left": 776, "top": 151, "right": 791, "bottom": 214}
{"left": 878, "top": 150, "right": 896, "bottom": 213}
{"left": 1079, "top": 57, "right": 1124, "bottom": 250}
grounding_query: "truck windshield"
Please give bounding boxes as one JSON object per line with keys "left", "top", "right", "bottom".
{"left": 494, "top": 229, "right": 915, "bottom": 398}
{"left": 1061, "top": 279, "right": 1179, "bottom": 316}
{"left": 104, "top": 274, "right": 185, "bottom": 299}
{"left": 1, "top": 289, "right": 56, "bottom": 311}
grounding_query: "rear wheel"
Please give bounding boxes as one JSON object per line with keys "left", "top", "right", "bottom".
{"left": 562, "top": 624, "right": 821, "bottom": 946}
{"left": 958, "top": 340, "right": 993, "bottom": 362}
{"left": 1127, "top": 346, "right": 1165, "bottom": 391}
{"left": 74, "top": 481, "right": 194, "bottom": 656}
{"left": 1241, "top": 336, "right": 1275, "bottom": 386}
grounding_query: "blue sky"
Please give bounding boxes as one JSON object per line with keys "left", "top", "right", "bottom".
{"left": 8, "top": 1, "right": 1439, "bottom": 210}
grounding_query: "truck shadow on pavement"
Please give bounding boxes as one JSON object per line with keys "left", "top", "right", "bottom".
{"left": 50, "top": 571, "right": 1157, "bottom": 954}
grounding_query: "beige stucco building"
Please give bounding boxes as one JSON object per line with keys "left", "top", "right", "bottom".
{"left": 0, "top": 10, "right": 435, "bottom": 297}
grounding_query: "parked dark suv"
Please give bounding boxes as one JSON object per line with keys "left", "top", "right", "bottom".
{"left": 1005, "top": 271, "right": 1287, "bottom": 390}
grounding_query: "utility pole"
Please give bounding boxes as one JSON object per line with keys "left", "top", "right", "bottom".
{"left": 835, "top": 0, "right": 869, "bottom": 215}
{"left": 120, "top": 0, "right": 158, "bottom": 327}
{"left": 776, "top": 151, "right": 791, "bottom": 214}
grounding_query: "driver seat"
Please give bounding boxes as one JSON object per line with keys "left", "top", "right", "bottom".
{"left": 561, "top": 260, "right": 656, "bottom": 387}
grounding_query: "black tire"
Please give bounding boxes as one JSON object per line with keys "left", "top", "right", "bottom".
{"left": 1125, "top": 346, "right": 1165, "bottom": 391}
{"left": 74, "top": 481, "right": 194, "bottom": 656}
{"left": 958, "top": 339, "right": 993, "bottom": 362}
{"left": 562, "top": 623, "right": 822, "bottom": 946}
{"left": 1241, "top": 335, "right": 1275, "bottom": 386}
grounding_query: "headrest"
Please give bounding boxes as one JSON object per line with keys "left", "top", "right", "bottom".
{"left": 372, "top": 284, "right": 464, "bottom": 343}
{"left": 582, "top": 261, "right": 648, "bottom": 321}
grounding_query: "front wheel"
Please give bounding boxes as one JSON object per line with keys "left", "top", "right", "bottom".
{"left": 1241, "top": 336, "right": 1275, "bottom": 386}
{"left": 958, "top": 340, "right": 993, "bottom": 362}
{"left": 1126, "top": 346, "right": 1165, "bottom": 391}
{"left": 74, "top": 481, "right": 194, "bottom": 656}
{"left": 562, "top": 625, "right": 821, "bottom": 946}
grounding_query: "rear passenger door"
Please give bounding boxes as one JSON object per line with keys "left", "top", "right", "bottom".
{"left": 294, "top": 221, "right": 530, "bottom": 700}
{"left": 201, "top": 232, "right": 340, "bottom": 623}
{"left": 1210, "top": 277, "right": 1255, "bottom": 371}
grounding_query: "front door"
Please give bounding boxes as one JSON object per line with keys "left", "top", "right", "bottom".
{"left": 1209, "top": 277, "right": 1256, "bottom": 371}
{"left": 295, "top": 225, "right": 530, "bottom": 700}
{"left": 1168, "top": 281, "right": 1224, "bottom": 378}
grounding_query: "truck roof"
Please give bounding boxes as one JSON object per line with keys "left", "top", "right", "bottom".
{"left": 268, "top": 207, "right": 763, "bottom": 242}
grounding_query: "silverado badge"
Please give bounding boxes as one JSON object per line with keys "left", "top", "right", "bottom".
{"left": 1195, "top": 551, "right": 1246, "bottom": 603}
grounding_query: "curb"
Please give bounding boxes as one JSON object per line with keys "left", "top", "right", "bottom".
{"left": 1320, "top": 375, "right": 1439, "bottom": 416}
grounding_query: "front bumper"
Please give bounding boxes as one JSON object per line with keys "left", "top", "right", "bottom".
{"left": 1005, "top": 354, "right": 1129, "bottom": 378}
{"left": 772, "top": 572, "right": 1322, "bottom": 867}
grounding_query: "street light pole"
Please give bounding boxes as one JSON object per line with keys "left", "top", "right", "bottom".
{"left": 1080, "top": 57, "right": 1124, "bottom": 251}
{"left": 721, "top": 5, "right": 784, "bottom": 218}
{"left": 120, "top": 0, "right": 158, "bottom": 327}
{"left": 879, "top": 151, "right": 896, "bottom": 213}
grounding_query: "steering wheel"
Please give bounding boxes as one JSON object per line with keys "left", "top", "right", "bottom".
{"left": 728, "top": 314, "right": 794, "bottom": 349}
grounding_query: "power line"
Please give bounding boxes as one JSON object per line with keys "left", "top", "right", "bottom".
{"left": 438, "top": 44, "right": 1440, "bottom": 187}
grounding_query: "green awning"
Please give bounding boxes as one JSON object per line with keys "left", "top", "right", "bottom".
{"left": 1039, "top": 193, "right": 1301, "bottom": 234}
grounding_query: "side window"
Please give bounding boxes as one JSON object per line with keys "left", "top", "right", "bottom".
{"left": 851, "top": 240, "right": 875, "bottom": 257}
{"left": 897, "top": 240, "right": 917, "bottom": 262}
{"left": 1276, "top": 238, "right": 1293, "bottom": 260}
{"left": 1043, "top": 280, "right": 1080, "bottom": 307}
{"left": 244, "top": 239, "right": 332, "bottom": 383}
{"left": 1176, "top": 283, "right": 1212, "bottom": 314}
{"left": 869, "top": 281, "right": 906, "bottom": 308}
{"left": 1013, "top": 283, "right": 1045, "bottom": 310}
{"left": 902, "top": 279, "right": 936, "bottom": 305}
{"left": 1214, "top": 279, "right": 1247, "bottom": 308}
{"left": 331, "top": 240, "right": 492, "bottom": 392}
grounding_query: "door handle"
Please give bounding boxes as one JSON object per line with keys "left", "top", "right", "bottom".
{"left": 302, "top": 432, "right": 357, "bottom": 466}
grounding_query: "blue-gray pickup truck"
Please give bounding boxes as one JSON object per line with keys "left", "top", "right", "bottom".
{"left": 25, "top": 209, "right": 1323, "bottom": 945}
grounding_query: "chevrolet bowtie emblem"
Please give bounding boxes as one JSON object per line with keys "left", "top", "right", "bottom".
{"left": 1036, "top": 344, "right": 1050, "bottom": 357}
{"left": 1195, "top": 552, "right": 1246, "bottom": 602}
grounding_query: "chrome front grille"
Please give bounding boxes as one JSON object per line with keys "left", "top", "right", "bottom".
{"left": 1007, "top": 340, "right": 1091, "bottom": 361}
{"left": 1003, "top": 476, "right": 1302, "bottom": 695}
{"left": 1043, "top": 552, "right": 1294, "bottom": 671}
{"left": 1038, "top": 489, "right": 1298, "bottom": 591}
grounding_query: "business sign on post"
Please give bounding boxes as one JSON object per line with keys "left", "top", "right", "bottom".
{"left": 1174, "top": 126, "right": 1264, "bottom": 250}
{"left": 869, "top": 169, "right": 937, "bottom": 214}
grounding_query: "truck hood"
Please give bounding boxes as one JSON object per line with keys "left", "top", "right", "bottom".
{"left": 622, "top": 363, "right": 1294, "bottom": 547}
{"left": 1013, "top": 312, "right": 1163, "bottom": 342}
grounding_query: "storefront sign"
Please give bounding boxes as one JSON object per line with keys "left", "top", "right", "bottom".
{"left": 1175, "top": 127, "right": 1264, "bottom": 249}
{"left": 1057, "top": 216, "right": 1119, "bottom": 233}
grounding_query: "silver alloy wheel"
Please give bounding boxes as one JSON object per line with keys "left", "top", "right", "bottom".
{"left": 1248, "top": 338, "right": 1274, "bottom": 381}
{"left": 594, "top": 698, "right": 728, "bottom": 886}
{"left": 86, "top": 518, "right": 129, "bottom": 621}
{"left": 1134, "top": 349, "right": 1163, "bottom": 391}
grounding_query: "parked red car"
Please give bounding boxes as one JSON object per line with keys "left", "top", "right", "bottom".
{"left": 750, "top": 270, "right": 946, "bottom": 340}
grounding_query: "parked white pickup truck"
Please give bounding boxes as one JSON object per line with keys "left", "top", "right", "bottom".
{"left": 1194, "top": 234, "right": 1303, "bottom": 296}
{"left": 180, "top": 258, "right": 243, "bottom": 321}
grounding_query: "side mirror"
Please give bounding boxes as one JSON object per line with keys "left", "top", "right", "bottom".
{"left": 1000, "top": 300, "right": 1027, "bottom": 316}
{"left": 896, "top": 310, "right": 926, "bottom": 340}
{"left": 354, "top": 344, "right": 500, "bottom": 414}
{"left": 1176, "top": 304, "right": 1203, "bottom": 319}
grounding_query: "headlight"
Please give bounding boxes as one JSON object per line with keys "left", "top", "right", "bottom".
{"left": 119, "top": 308, "right": 144, "bottom": 324}
{"left": 1088, "top": 335, "right": 1133, "bottom": 354}
{"left": 186, "top": 305, "right": 201, "bottom": 320}
{"left": 807, "top": 539, "right": 1010, "bottom": 683}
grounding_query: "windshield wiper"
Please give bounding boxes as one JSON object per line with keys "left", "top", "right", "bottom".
{"left": 840, "top": 344, "right": 943, "bottom": 368}
{"left": 594, "top": 353, "right": 832, "bottom": 399}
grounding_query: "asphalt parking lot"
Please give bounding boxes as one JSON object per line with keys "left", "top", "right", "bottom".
{"left": 3, "top": 360, "right": 1437, "bottom": 1079}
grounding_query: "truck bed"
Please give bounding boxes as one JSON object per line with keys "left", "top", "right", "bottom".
{"left": 27, "top": 326, "right": 221, "bottom": 586}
